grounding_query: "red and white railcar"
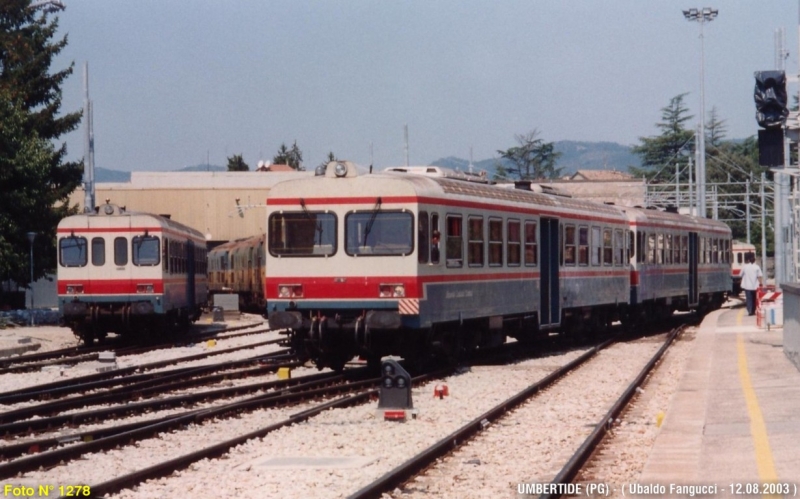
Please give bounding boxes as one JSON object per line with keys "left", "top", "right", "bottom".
{"left": 266, "top": 162, "right": 668, "bottom": 370}
{"left": 57, "top": 202, "right": 208, "bottom": 344}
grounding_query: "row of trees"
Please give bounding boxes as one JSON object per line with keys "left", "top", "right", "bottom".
{"left": 226, "top": 143, "right": 337, "bottom": 172}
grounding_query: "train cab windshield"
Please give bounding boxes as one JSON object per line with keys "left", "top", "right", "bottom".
{"left": 59, "top": 236, "right": 88, "bottom": 267}
{"left": 268, "top": 212, "right": 337, "bottom": 256}
{"left": 345, "top": 211, "right": 413, "bottom": 256}
{"left": 132, "top": 235, "right": 160, "bottom": 266}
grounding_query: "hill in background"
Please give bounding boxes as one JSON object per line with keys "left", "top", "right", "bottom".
{"left": 93, "top": 142, "right": 641, "bottom": 183}
{"left": 431, "top": 141, "right": 641, "bottom": 178}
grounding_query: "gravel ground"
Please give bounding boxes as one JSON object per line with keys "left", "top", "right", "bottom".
{"left": 1, "top": 325, "right": 690, "bottom": 499}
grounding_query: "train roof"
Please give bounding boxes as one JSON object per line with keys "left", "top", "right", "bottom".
{"left": 620, "top": 205, "right": 730, "bottom": 234}
{"left": 268, "top": 162, "right": 626, "bottom": 220}
{"left": 58, "top": 202, "right": 206, "bottom": 240}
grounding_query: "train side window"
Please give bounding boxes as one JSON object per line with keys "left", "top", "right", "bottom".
{"left": 488, "top": 218, "right": 503, "bottom": 267}
{"left": 603, "top": 228, "right": 612, "bottom": 265}
{"left": 446, "top": 215, "right": 463, "bottom": 268}
{"left": 636, "top": 232, "right": 644, "bottom": 263}
{"left": 91, "top": 237, "right": 105, "bottom": 266}
{"left": 614, "top": 229, "right": 624, "bottom": 266}
{"left": 418, "top": 211, "right": 430, "bottom": 264}
{"left": 507, "top": 219, "right": 521, "bottom": 266}
{"left": 628, "top": 230, "right": 634, "bottom": 263}
{"left": 673, "top": 234, "right": 681, "bottom": 264}
{"left": 133, "top": 235, "right": 160, "bottom": 266}
{"left": 564, "top": 224, "right": 576, "bottom": 266}
{"left": 524, "top": 221, "right": 538, "bottom": 266}
{"left": 468, "top": 216, "right": 484, "bottom": 267}
{"left": 713, "top": 238, "right": 719, "bottom": 263}
{"left": 579, "top": 227, "right": 589, "bottom": 266}
{"left": 591, "top": 226, "right": 601, "bottom": 266}
{"left": 430, "top": 213, "right": 440, "bottom": 264}
{"left": 664, "top": 234, "right": 673, "bottom": 264}
{"left": 114, "top": 237, "right": 128, "bottom": 266}
{"left": 647, "top": 233, "right": 656, "bottom": 264}
{"left": 162, "top": 238, "right": 169, "bottom": 272}
{"left": 59, "top": 236, "right": 88, "bottom": 267}
{"left": 681, "top": 235, "right": 688, "bottom": 263}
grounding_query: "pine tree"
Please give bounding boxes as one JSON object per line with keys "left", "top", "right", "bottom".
{"left": 226, "top": 154, "right": 249, "bottom": 171}
{"left": 496, "top": 129, "right": 562, "bottom": 180}
{"left": 0, "top": 0, "right": 83, "bottom": 291}
{"left": 630, "top": 93, "right": 694, "bottom": 183}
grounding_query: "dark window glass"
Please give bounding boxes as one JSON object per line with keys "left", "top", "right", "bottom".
{"left": 579, "top": 227, "right": 589, "bottom": 266}
{"left": 133, "top": 235, "right": 161, "bottom": 266}
{"left": 114, "top": 237, "right": 128, "bottom": 266}
{"left": 91, "top": 237, "right": 105, "bottom": 266}
{"left": 488, "top": 218, "right": 503, "bottom": 266}
{"left": 59, "top": 237, "right": 88, "bottom": 267}
{"left": 507, "top": 219, "right": 521, "bottom": 266}
{"left": 446, "top": 215, "right": 463, "bottom": 267}
{"left": 418, "top": 211, "right": 429, "bottom": 264}
{"left": 468, "top": 217, "right": 484, "bottom": 266}
{"left": 524, "top": 221, "right": 537, "bottom": 266}
{"left": 268, "top": 212, "right": 337, "bottom": 256}
{"left": 345, "top": 211, "right": 413, "bottom": 256}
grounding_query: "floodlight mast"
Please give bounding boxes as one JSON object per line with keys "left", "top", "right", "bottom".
{"left": 683, "top": 7, "right": 718, "bottom": 219}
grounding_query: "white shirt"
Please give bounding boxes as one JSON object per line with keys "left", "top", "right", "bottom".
{"left": 740, "top": 262, "right": 763, "bottom": 291}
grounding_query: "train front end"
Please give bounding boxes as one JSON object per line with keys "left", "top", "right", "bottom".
{"left": 266, "top": 162, "right": 422, "bottom": 370}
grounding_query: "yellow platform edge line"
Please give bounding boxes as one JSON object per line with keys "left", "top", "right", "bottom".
{"left": 736, "top": 333, "right": 779, "bottom": 492}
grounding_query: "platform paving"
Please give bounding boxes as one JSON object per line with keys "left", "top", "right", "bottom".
{"left": 636, "top": 304, "right": 800, "bottom": 496}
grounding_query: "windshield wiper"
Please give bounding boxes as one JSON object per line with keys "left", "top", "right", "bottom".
{"left": 362, "top": 197, "right": 382, "bottom": 247}
{"left": 299, "top": 199, "right": 324, "bottom": 245}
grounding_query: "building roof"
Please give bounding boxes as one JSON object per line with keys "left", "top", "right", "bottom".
{"left": 569, "top": 169, "right": 634, "bottom": 181}
{"left": 256, "top": 163, "right": 296, "bottom": 172}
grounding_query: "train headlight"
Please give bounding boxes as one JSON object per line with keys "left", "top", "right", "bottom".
{"left": 137, "top": 283, "right": 154, "bottom": 294}
{"left": 379, "top": 283, "right": 405, "bottom": 298}
{"left": 334, "top": 162, "right": 348, "bottom": 177}
{"left": 66, "top": 284, "right": 84, "bottom": 294}
{"left": 279, "top": 284, "right": 303, "bottom": 298}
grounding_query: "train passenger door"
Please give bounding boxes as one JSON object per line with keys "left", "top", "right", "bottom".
{"left": 186, "top": 240, "right": 196, "bottom": 309}
{"left": 688, "top": 232, "right": 699, "bottom": 306}
{"left": 540, "top": 218, "right": 560, "bottom": 328}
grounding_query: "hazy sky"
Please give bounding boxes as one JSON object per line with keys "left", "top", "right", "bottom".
{"left": 52, "top": 1, "right": 798, "bottom": 172}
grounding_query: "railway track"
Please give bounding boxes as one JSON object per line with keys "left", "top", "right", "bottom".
{"left": 0, "top": 322, "right": 269, "bottom": 374}
{"left": 347, "top": 326, "right": 683, "bottom": 499}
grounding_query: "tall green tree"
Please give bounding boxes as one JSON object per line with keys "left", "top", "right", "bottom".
{"left": 630, "top": 93, "right": 694, "bottom": 183}
{"left": 496, "top": 129, "right": 562, "bottom": 180}
{"left": 226, "top": 154, "right": 249, "bottom": 171}
{"left": 272, "top": 141, "right": 304, "bottom": 170}
{"left": 0, "top": 1, "right": 83, "bottom": 291}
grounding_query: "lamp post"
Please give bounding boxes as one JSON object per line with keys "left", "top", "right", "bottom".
{"left": 683, "top": 7, "right": 718, "bottom": 218}
{"left": 26, "top": 232, "right": 36, "bottom": 325}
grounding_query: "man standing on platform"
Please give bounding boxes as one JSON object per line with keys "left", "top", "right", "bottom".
{"left": 741, "top": 252, "right": 763, "bottom": 316}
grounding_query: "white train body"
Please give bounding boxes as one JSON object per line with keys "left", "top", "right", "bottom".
{"left": 266, "top": 162, "right": 731, "bottom": 370}
{"left": 57, "top": 203, "right": 208, "bottom": 343}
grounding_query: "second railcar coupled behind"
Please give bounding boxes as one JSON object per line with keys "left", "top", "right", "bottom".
{"left": 266, "top": 162, "right": 731, "bottom": 370}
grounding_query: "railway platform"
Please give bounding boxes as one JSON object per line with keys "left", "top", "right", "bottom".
{"left": 636, "top": 301, "right": 800, "bottom": 495}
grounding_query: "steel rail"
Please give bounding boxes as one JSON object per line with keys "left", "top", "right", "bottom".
{"left": 539, "top": 326, "right": 683, "bottom": 499}
{"left": 0, "top": 338, "right": 285, "bottom": 401}
{"left": 346, "top": 338, "right": 616, "bottom": 499}
{"left": 0, "top": 370, "right": 367, "bottom": 474}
